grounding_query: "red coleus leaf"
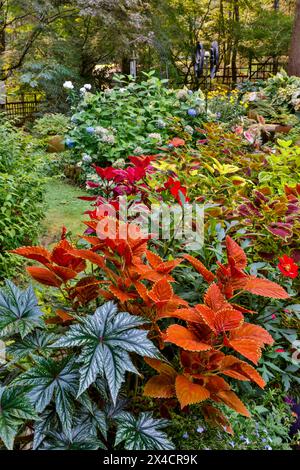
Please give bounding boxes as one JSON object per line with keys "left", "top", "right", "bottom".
{"left": 169, "top": 137, "right": 185, "bottom": 147}
{"left": 183, "top": 254, "right": 215, "bottom": 283}
{"left": 143, "top": 358, "right": 177, "bottom": 399}
{"left": 235, "top": 276, "right": 290, "bottom": 298}
{"left": 195, "top": 304, "right": 244, "bottom": 334}
{"left": 266, "top": 223, "right": 293, "bottom": 241}
{"left": 10, "top": 246, "right": 51, "bottom": 265}
{"left": 214, "top": 390, "right": 250, "bottom": 417}
{"left": 225, "top": 323, "right": 274, "bottom": 365}
{"left": 226, "top": 236, "right": 247, "bottom": 270}
{"left": 220, "top": 355, "right": 265, "bottom": 389}
{"left": 165, "top": 325, "right": 212, "bottom": 352}
{"left": 175, "top": 375, "right": 210, "bottom": 408}
{"left": 26, "top": 266, "right": 62, "bottom": 287}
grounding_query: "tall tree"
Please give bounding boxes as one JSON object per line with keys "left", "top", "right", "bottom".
{"left": 288, "top": 0, "right": 300, "bottom": 76}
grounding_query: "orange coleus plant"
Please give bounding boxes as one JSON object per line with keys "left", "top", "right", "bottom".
{"left": 12, "top": 218, "right": 289, "bottom": 431}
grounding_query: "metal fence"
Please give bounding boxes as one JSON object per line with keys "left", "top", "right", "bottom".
{"left": 196, "top": 61, "right": 288, "bottom": 88}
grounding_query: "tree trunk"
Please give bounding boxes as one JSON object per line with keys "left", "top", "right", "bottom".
{"left": 274, "top": 0, "right": 280, "bottom": 11}
{"left": 288, "top": 0, "right": 300, "bottom": 77}
{"left": 231, "top": 0, "right": 240, "bottom": 85}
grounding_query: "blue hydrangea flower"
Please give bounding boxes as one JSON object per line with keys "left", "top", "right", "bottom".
{"left": 187, "top": 90, "right": 193, "bottom": 95}
{"left": 86, "top": 126, "right": 95, "bottom": 134}
{"left": 182, "top": 432, "right": 189, "bottom": 439}
{"left": 264, "top": 445, "right": 272, "bottom": 450}
{"left": 65, "top": 138, "right": 75, "bottom": 148}
{"left": 187, "top": 108, "right": 197, "bottom": 118}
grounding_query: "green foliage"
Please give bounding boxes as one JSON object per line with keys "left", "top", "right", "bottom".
{"left": 0, "top": 386, "right": 37, "bottom": 450}
{"left": 0, "top": 280, "right": 44, "bottom": 338}
{"left": 259, "top": 139, "right": 300, "bottom": 191}
{"left": 115, "top": 412, "right": 174, "bottom": 450}
{"left": 167, "top": 389, "right": 294, "bottom": 450}
{"left": 0, "top": 118, "right": 45, "bottom": 280}
{"left": 0, "top": 282, "right": 172, "bottom": 450}
{"left": 32, "top": 113, "right": 71, "bottom": 139}
{"left": 65, "top": 72, "right": 206, "bottom": 166}
{"left": 54, "top": 301, "right": 159, "bottom": 402}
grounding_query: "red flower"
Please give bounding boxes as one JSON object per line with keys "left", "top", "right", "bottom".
{"left": 164, "top": 177, "right": 189, "bottom": 205}
{"left": 278, "top": 255, "right": 299, "bottom": 279}
{"left": 169, "top": 137, "right": 185, "bottom": 147}
{"left": 275, "top": 348, "right": 285, "bottom": 353}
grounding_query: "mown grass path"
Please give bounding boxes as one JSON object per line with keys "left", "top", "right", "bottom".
{"left": 41, "top": 179, "right": 90, "bottom": 246}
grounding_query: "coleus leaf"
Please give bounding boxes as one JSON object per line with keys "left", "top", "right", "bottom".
{"left": 143, "top": 358, "right": 177, "bottom": 399}
{"left": 26, "top": 266, "right": 62, "bottom": 287}
{"left": 225, "top": 236, "right": 247, "bottom": 270}
{"left": 175, "top": 375, "right": 210, "bottom": 408}
{"left": 53, "top": 302, "right": 159, "bottom": 404}
{"left": 183, "top": 254, "right": 215, "bottom": 282}
{"left": 115, "top": 412, "right": 174, "bottom": 450}
{"left": 237, "top": 276, "right": 289, "bottom": 299}
{"left": 214, "top": 390, "right": 250, "bottom": 417}
{"left": 15, "top": 356, "right": 79, "bottom": 434}
{"left": 0, "top": 280, "right": 44, "bottom": 339}
{"left": 0, "top": 386, "right": 36, "bottom": 449}
{"left": 165, "top": 324, "right": 212, "bottom": 352}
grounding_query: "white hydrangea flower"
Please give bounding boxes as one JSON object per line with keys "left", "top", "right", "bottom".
{"left": 148, "top": 133, "right": 162, "bottom": 144}
{"left": 101, "top": 134, "right": 115, "bottom": 145}
{"left": 84, "top": 83, "right": 92, "bottom": 90}
{"left": 177, "top": 89, "right": 188, "bottom": 101}
{"left": 95, "top": 126, "right": 109, "bottom": 136}
{"left": 63, "top": 81, "right": 74, "bottom": 90}
{"left": 133, "top": 146, "right": 144, "bottom": 155}
{"left": 82, "top": 153, "right": 92, "bottom": 163}
{"left": 112, "top": 158, "right": 126, "bottom": 168}
{"left": 184, "top": 125, "right": 194, "bottom": 135}
{"left": 76, "top": 161, "right": 83, "bottom": 167}
{"left": 80, "top": 86, "right": 87, "bottom": 94}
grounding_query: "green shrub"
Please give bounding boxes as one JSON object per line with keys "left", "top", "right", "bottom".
{"left": 65, "top": 72, "right": 207, "bottom": 167}
{"left": 32, "top": 113, "right": 71, "bottom": 139}
{"left": 0, "top": 119, "right": 45, "bottom": 281}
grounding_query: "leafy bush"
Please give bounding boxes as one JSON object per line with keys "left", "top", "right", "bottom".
{"left": 0, "top": 119, "right": 45, "bottom": 281}
{"left": 32, "top": 113, "right": 71, "bottom": 139}
{"left": 0, "top": 281, "right": 173, "bottom": 450}
{"left": 64, "top": 72, "right": 207, "bottom": 168}
{"left": 168, "top": 388, "right": 294, "bottom": 450}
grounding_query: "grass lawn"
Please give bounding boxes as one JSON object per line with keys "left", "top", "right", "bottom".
{"left": 41, "top": 179, "right": 91, "bottom": 246}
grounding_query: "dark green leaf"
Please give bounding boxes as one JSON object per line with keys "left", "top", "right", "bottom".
{"left": 0, "top": 281, "right": 44, "bottom": 339}
{"left": 0, "top": 386, "right": 36, "bottom": 449}
{"left": 15, "top": 356, "right": 79, "bottom": 433}
{"left": 115, "top": 412, "right": 174, "bottom": 450}
{"left": 53, "top": 302, "right": 159, "bottom": 403}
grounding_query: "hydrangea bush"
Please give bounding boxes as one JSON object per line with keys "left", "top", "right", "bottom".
{"left": 64, "top": 72, "right": 207, "bottom": 168}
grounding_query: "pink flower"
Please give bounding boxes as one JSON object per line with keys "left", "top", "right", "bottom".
{"left": 275, "top": 348, "right": 285, "bottom": 353}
